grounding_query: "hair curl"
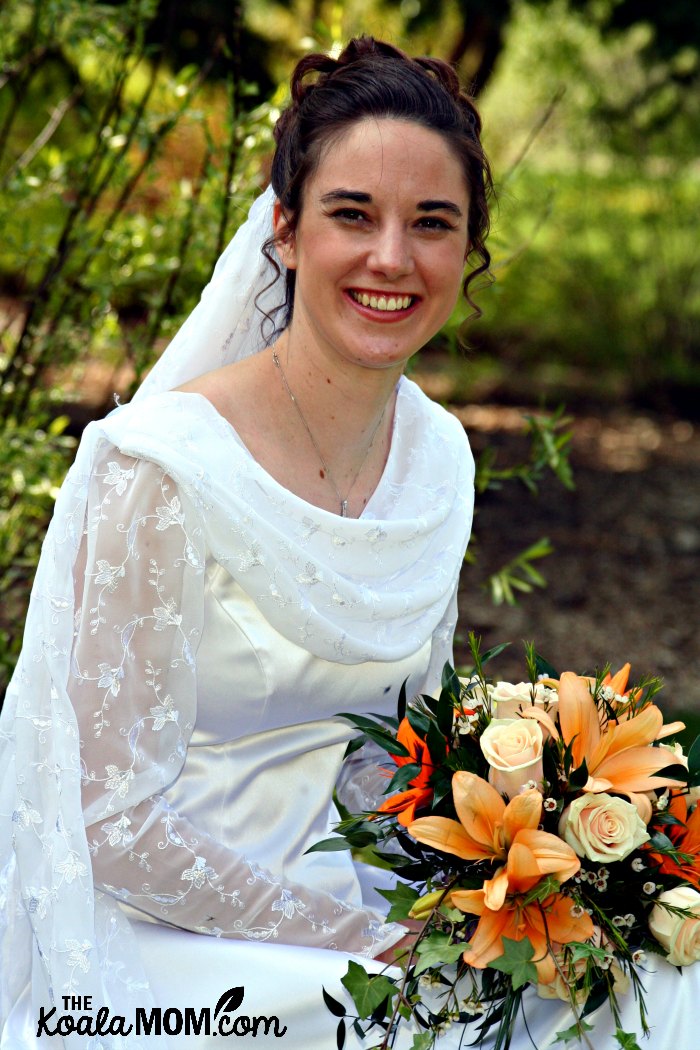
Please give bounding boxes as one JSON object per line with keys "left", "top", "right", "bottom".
{"left": 263, "top": 36, "right": 493, "bottom": 332}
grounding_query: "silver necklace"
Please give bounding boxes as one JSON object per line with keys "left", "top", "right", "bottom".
{"left": 272, "top": 350, "right": 388, "bottom": 517}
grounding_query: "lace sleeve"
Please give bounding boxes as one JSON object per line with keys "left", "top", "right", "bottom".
{"left": 71, "top": 449, "right": 401, "bottom": 957}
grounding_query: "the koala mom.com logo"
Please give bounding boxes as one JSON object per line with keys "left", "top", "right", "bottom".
{"left": 37, "top": 986, "right": 288, "bottom": 1039}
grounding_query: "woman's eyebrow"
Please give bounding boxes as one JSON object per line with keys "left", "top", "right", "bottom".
{"left": 320, "top": 189, "right": 372, "bottom": 204}
{"left": 418, "top": 199, "right": 463, "bottom": 218}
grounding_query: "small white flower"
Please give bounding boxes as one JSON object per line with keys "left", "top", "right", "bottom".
{"left": 633, "top": 949, "right": 647, "bottom": 964}
{"left": 544, "top": 798, "right": 558, "bottom": 812}
{"left": 643, "top": 881, "right": 657, "bottom": 895}
{"left": 571, "top": 904, "right": 585, "bottom": 918}
{"left": 632, "top": 857, "right": 646, "bottom": 872}
{"left": 613, "top": 915, "right": 626, "bottom": 927}
{"left": 624, "top": 913, "right": 636, "bottom": 927}
{"left": 595, "top": 878, "right": 608, "bottom": 892}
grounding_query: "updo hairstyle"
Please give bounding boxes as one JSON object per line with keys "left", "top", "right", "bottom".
{"left": 266, "top": 36, "right": 493, "bottom": 327}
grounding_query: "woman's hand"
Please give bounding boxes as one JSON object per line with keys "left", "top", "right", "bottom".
{"left": 375, "top": 918, "right": 424, "bottom": 965}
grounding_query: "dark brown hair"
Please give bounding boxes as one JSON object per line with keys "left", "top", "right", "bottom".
{"left": 264, "top": 36, "right": 493, "bottom": 330}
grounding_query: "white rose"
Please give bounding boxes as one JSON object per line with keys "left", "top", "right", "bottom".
{"left": 480, "top": 718, "right": 544, "bottom": 798}
{"left": 559, "top": 793, "right": 650, "bottom": 863}
{"left": 491, "top": 681, "right": 558, "bottom": 722}
{"left": 649, "top": 886, "right": 700, "bottom": 966}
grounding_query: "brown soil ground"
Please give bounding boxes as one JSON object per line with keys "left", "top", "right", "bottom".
{"left": 431, "top": 393, "right": 700, "bottom": 720}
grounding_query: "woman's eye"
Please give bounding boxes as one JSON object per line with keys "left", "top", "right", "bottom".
{"left": 416, "top": 216, "right": 455, "bottom": 231}
{"left": 330, "top": 208, "right": 368, "bottom": 223}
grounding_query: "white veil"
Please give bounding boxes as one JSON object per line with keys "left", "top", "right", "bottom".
{"left": 133, "top": 184, "right": 283, "bottom": 401}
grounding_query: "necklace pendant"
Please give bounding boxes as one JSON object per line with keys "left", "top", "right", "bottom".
{"left": 340, "top": 499, "right": 349, "bottom": 517}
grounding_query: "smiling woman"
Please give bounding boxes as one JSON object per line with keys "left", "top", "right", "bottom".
{"left": 0, "top": 36, "right": 492, "bottom": 1050}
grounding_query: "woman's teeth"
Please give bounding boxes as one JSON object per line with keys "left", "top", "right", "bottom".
{"left": 350, "top": 291, "right": 413, "bottom": 311}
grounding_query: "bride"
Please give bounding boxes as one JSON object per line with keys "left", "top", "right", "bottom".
{"left": 0, "top": 34, "right": 695, "bottom": 1050}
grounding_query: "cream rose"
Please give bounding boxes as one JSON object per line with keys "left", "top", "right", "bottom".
{"left": 559, "top": 793, "right": 650, "bottom": 863}
{"left": 491, "top": 680, "right": 558, "bottom": 722}
{"left": 649, "top": 886, "right": 700, "bottom": 966}
{"left": 480, "top": 718, "right": 544, "bottom": 798}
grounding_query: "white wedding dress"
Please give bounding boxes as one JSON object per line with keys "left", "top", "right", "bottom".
{"left": 1, "top": 376, "right": 697, "bottom": 1050}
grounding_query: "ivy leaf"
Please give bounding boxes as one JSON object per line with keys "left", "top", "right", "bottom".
{"left": 340, "top": 961, "right": 397, "bottom": 1018}
{"left": 615, "top": 1030, "right": 643, "bottom": 1050}
{"left": 555, "top": 1019, "right": 594, "bottom": 1045}
{"left": 322, "top": 987, "right": 346, "bottom": 1018}
{"left": 409, "top": 1034, "right": 434, "bottom": 1050}
{"left": 376, "top": 883, "right": 420, "bottom": 923}
{"left": 413, "top": 932, "right": 464, "bottom": 975}
{"left": 487, "top": 936, "right": 538, "bottom": 990}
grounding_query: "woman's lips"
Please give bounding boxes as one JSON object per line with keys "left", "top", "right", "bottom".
{"left": 345, "top": 288, "right": 419, "bottom": 318}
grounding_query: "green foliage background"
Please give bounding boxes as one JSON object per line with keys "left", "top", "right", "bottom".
{"left": 0, "top": 0, "right": 698, "bottom": 692}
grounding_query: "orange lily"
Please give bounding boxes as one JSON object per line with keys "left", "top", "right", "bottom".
{"left": 647, "top": 793, "right": 700, "bottom": 889}
{"left": 521, "top": 672, "right": 686, "bottom": 809}
{"left": 451, "top": 885, "right": 594, "bottom": 984}
{"left": 375, "top": 718, "right": 439, "bottom": 827}
{"left": 409, "top": 773, "right": 580, "bottom": 910}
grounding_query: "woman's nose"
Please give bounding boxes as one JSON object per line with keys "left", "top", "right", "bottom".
{"left": 366, "top": 224, "right": 415, "bottom": 278}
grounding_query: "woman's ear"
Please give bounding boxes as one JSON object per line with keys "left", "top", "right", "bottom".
{"left": 273, "top": 200, "right": 297, "bottom": 269}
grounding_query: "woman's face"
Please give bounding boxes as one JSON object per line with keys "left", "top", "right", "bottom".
{"left": 274, "top": 118, "right": 470, "bottom": 376}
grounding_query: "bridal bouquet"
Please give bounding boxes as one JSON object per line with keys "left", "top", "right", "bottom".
{"left": 316, "top": 637, "right": 700, "bottom": 1050}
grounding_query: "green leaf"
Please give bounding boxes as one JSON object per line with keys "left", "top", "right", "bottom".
{"left": 322, "top": 987, "right": 346, "bottom": 1018}
{"left": 441, "top": 661, "right": 461, "bottom": 700}
{"left": 437, "top": 687, "right": 455, "bottom": 737}
{"left": 414, "top": 932, "right": 465, "bottom": 975}
{"left": 487, "top": 936, "right": 538, "bottom": 990}
{"left": 555, "top": 1019, "right": 594, "bottom": 1045}
{"left": 687, "top": 736, "right": 700, "bottom": 785}
{"left": 615, "top": 1031, "right": 643, "bottom": 1050}
{"left": 376, "top": 883, "right": 420, "bottom": 923}
{"left": 409, "top": 1034, "right": 434, "bottom": 1050}
{"left": 340, "top": 961, "right": 397, "bottom": 1018}
{"left": 569, "top": 758, "right": 589, "bottom": 790}
{"left": 386, "top": 762, "right": 422, "bottom": 793}
{"left": 304, "top": 836, "right": 354, "bottom": 854}
{"left": 407, "top": 706, "right": 431, "bottom": 736}
{"left": 647, "top": 831, "right": 676, "bottom": 853}
{"left": 535, "top": 651, "right": 559, "bottom": 680}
